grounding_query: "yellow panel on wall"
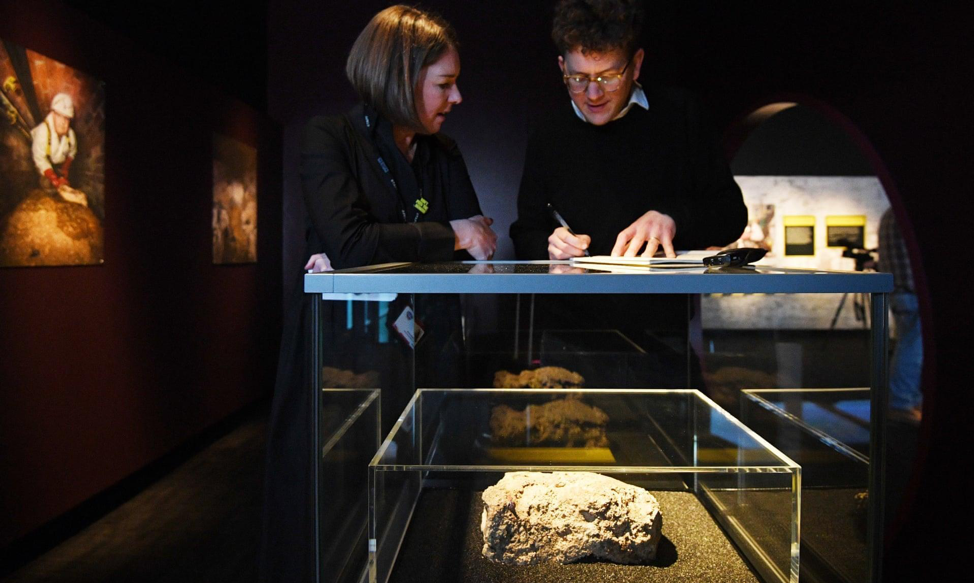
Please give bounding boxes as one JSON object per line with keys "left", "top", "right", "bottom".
{"left": 783, "top": 215, "right": 816, "bottom": 227}
{"left": 826, "top": 215, "right": 866, "bottom": 227}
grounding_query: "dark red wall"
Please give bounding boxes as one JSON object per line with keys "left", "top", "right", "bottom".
{"left": 0, "top": 0, "right": 282, "bottom": 546}
{"left": 269, "top": 0, "right": 972, "bottom": 575}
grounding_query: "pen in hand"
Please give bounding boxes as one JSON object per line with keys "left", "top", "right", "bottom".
{"left": 546, "top": 203, "right": 591, "bottom": 257}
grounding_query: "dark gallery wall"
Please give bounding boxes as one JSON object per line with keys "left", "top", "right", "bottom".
{"left": 59, "top": 0, "right": 268, "bottom": 112}
{"left": 730, "top": 105, "right": 874, "bottom": 176}
{"left": 0, "top": 0, "right": 282, "bottom": 549}
{"left": 269, "top": 0, "right": 973, "bottom": 576}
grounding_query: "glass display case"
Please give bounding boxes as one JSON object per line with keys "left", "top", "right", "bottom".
{"left": 742, "top": 389, "right": 870, "bottom": 583}
{"left": 306, "top": 261, "right": 892, "bottom": 583}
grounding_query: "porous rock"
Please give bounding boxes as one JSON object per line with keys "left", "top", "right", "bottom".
{"left": 481, "top": 471, "right": 662, "bottom": 565}
{"left": 489, "top": 398, "right": 609, "bottom": 447}
{"left": 493, "top": 366, "right": 584, "bottom": 389}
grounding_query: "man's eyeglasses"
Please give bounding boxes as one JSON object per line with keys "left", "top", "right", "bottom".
{"left": 563, "top": 57, "right": 632, "bottom": 94}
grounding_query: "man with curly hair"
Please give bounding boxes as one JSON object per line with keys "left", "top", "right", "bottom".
{"left": 509, "top": 0, "right": 747, "bottom": 378}
{"left": 510, "top": 0, "right": 746, "bottom": 260}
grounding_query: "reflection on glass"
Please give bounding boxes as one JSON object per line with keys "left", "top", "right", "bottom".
{"left": 492, "top": 366, "right": 584, "bottom": 388}
{"left": 742, "top": 388, "right": 869, "bottom": 583}
{"left": 318, "top": 389, "right": 381, "bottom": 583}
{"left": 548, "top": 263, "right": 585, "bottom": 274}
{"left": 488, "top": 396, "right": 609, "bottom": 448}
{"left": 322, "top": 366, "right": 380, "bottom": 389}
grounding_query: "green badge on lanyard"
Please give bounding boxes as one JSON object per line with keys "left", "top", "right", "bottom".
{"left": 414, "top": 197, "right": 429, "bottom": 214}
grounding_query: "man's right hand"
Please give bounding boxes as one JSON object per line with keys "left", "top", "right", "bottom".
{"left": 548, "top": 227, "right": 591, "bottom": 260}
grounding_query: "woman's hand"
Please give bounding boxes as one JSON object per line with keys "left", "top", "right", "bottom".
{"left": 450, "top": 215, "right": 497, "bottom": 260}
{"left": 304, "top": 253, "right": 333, "bottom": 273}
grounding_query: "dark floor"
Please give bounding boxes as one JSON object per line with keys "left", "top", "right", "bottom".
{"left": 1, "top": 407, "right": 267, "bottom": 583}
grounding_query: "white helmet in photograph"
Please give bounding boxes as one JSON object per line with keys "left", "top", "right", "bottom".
{"left": 51, "top": 93, "right": 75, "bottom": 118}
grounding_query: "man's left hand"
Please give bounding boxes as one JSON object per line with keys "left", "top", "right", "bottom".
{"left": 611, "top": 211, "right": 677, "bottom": 258}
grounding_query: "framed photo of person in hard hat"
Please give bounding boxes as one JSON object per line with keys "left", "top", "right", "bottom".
{"left": 0, "top": 37, "right": 105, "bottom": 267}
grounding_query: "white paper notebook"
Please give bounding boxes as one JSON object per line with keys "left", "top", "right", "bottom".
{"left": 570, "top": 250, "right": 713, "bottom": 267}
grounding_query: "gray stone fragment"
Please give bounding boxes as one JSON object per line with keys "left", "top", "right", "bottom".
{"left": 481, "top": 471, "right": 662, "bottom": 565}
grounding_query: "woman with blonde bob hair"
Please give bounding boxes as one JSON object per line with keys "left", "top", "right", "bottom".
{"left": 302, "top": 4, "right": 496, "bottom": 271}
{"left": 260, "top": 7, "right": 495, "bottom": 583}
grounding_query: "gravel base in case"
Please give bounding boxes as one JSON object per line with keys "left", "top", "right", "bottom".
{"left": 389, "top": 488, "right": 761, "bottom": 583}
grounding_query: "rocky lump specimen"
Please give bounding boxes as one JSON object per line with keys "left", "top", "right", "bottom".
{"left": 481, "top": 471, "right": 662, "bottom": 565}
{"left": 493, "top": 366, "right": 584, "bottom": 389}
{"left": 489, "top": 397, "right": 609, "bottom": 447}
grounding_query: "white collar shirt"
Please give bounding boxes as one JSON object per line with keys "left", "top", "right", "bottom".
{"left": 571, "top": 83, "right": 649, "bottom": 123}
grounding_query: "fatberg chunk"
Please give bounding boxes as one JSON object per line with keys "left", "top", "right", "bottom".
{"left": 481, "top": 472, "right": 662, "bottom": 565}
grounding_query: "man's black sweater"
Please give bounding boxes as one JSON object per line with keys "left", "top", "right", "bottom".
{"left": 510, "top": 86, "right": 747, "bottom": 257}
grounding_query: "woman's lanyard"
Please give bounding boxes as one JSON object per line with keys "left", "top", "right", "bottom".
{"left": 366, "top": 113, "right": 430, "bottom": 224}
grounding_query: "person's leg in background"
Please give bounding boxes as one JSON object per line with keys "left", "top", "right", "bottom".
{"left": 888, "top": 292, "right": 923, "bottom": 423}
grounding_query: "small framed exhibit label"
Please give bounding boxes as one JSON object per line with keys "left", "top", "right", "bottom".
{"left": 826, "top": 215, "right": 866, "bottom": 249}
{"left": 783, "top": 215, "right": 816, "bottom": 256}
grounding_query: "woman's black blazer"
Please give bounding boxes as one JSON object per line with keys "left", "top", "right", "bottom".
{"left": 301, "top": 103, "right": 483, "bottom": 269}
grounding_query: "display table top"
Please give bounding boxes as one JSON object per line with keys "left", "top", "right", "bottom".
{"left": 304, "top": 260, "right": 893, "bottom": 295}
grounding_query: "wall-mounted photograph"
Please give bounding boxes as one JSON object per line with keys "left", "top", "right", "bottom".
{"left": 0, "top": 37, "right": 106, "bottom": 267}
{"left": 212, "top": 133, "right": 257, "bottom": 264}
{"left": 783, "top": 216, "right": 816, "bottom": 256}
{"left": 826, "top": 215, "right": 866, "bottom": 249}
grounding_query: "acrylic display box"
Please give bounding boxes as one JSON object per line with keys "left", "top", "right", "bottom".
{"left": 369, "top": 389, "right": 800, "bottom": 583}
{"left": 742, "top": 389, "right": 870, "bottom": 583}
{"left": 317, "top": 389, "right": 381, "bottom": 583}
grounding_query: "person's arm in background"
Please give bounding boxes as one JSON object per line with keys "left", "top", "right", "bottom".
{"left": 302, "top": 117, "right": 457, "bottom": 269}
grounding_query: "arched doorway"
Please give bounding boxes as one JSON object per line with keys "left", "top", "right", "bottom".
{"left": 706, "top": 99, "right": 930, "bottom": 583}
